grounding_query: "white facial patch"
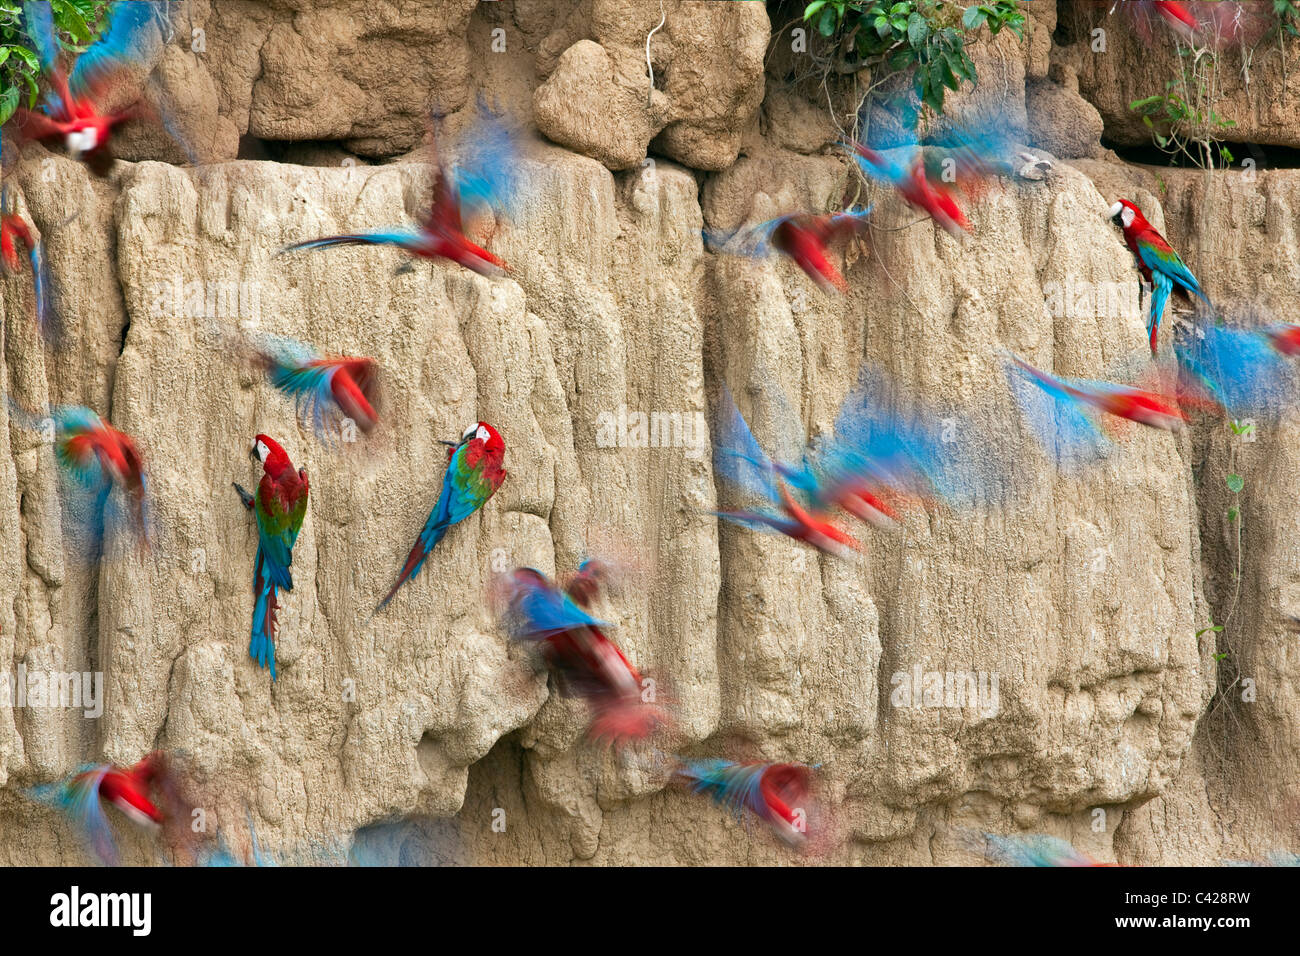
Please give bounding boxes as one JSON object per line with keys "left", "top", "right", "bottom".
{"left": 255, "top": 439, "right": 269, "bottom": 462}
{"left": 476, "top": 425, "right": 491, "bottom": 442}
{"left": 65, "top": 128, "right": 97, "bottom": 155}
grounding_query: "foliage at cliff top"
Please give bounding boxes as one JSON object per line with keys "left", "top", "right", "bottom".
{"left": 801, "top": 0, "right": 1024, "bottom": 116}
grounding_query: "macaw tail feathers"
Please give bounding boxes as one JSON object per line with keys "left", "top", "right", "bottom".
{"left": 277, "top": 230, "right": 422, "bottom": 256}
{"left": 374, "top": 528, "right": 444, "bottom": 613}
{"left": 250, "top": 549, "right": 279, "bottom": 680}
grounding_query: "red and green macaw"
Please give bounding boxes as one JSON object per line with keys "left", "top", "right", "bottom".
{"left": 842, "top": 120, "right": 1024, "bottom": 238}
{"left": 497, "top": 560, "right": 666, "bottom": 747}
{"left": 279, "top": 104, "right": 517, "bottom": 278}
{"left": 1, "top": 186, "right": 54, "bottom": 343}
{"left": 14, "top": 1, "right": 179, "bottom": 177}
{"left": 1109, "top": 198, "right": 1212, "bottom": 354}
{"left": 250, "top": 334, "right": 381, "bottom": 440}
{"left": 234, "top": 434, "right": 308, "bottom": 681}
{"left": 26, "top": 752, "right": 176, "bottom": 866}
{"left": 678, "top": 759, "right": 814, "bottom": 848}
{"left": 53, "top": 404, "right": 149, "bottom": 548}
{"left": 706, "top": 207, "right": 873, "bottom": 294}
{"left": 376, "top": 421, "right": 506, "bottom": 612}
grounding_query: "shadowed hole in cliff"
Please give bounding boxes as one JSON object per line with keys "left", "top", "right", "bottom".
{"left": 1102, "top": 139, "right": 1300, "bottom": 169}
{"left": 236, "top": 136, "right": 372, "bottom": 168}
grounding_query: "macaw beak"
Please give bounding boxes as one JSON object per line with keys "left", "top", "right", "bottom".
{"left": 248, "top": 444, "right": 259, "bottom": 462}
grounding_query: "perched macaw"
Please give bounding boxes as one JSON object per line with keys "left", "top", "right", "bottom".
{"left": 1, "top": 186, "right": 54, "bottom": 343}
{"left": 498, "top": 561, "right": 665, "bottom": 746}
{"left": 234, "top": 434, "right": 308, "bottom": 681}
{"left": 678, "top": 759, "right": 814, "bottom": 847}
{"left": 279, "top": 104, "right": 517, "bottom": 277}
{"left": 27, "top": 752, "right": 174, "bottom": 866}
{"left": 376, "top": 421, "right": 506, "bottom": 611}
{"left": 706, "top": 206, "right": 873, "bottom": 294}
{"left": 13, "top": 1, "right": 179, "bottom": 177}
{"left": 967, "top": 831, "right": 1114, "bottom": 867}
{"left": 249, "top": 334, "right": 381, "bottom": 440}
{"left": 1108, "top": 199, "right": 1212, "bottom": 354}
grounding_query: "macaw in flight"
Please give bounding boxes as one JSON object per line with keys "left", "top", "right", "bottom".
{"left": 14, "top": 1, "right": 186, "bottom": 176}
{"left": 706, "top": 206, "right": 873, "bottom": 294}
{"left": 26, "top": 752, "right": 194, "bottom": 866}
{"left": 497, "top": 559, "right": 666, "bottom": 746}
{"left": 6, "top": 401, "right": 151, "bottom": 551}
{"left": 678, "top": 759, "right": 815, "bottom": 848}
{"left": 1005, "top": 352, "right": 1188, "bottom": 472}
{"left": 279, "top": 102, "right": 519, "bottom": 278}
{"left": 842, "top": 120, "right": 1022, "bottom": 238}
{"left": 247, "top": 333, "right": 381, "bottom": 442}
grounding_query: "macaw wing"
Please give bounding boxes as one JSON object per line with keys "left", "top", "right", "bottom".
{"left": 713, "top": 385, "right": 782, "bottom": 504}
{"left": 449, "top": 99, "right": 521, "bottom": 225}
{"left": 444, "top": 444, "right": 496, "bottom": 523}
{"left": 69, "top": 1, "right": 168, "bottom": 99}
{"left": 11, "top": 107, "right": 69, "bottom": 142}
{"left": 979, "top": 833, "right": 1097, "bottom": 867}
{"left": 29, "top": 765, "right": 119, "bottom": 866}
{"left": 703, "top": 216, "right": 784, "bottom": 259}
{"left": 53, "top": 406, "right": 110, "bottom": 486}
{"left": 843, "top": 139, "right": 915, "bottom": 187}
{"left": 254, "top": 488, "right": 303, "bottom": 590}
{"left": 424, "top": 168, "right": 465, "bottom": 238}
{"left": 1178, "top": 323, "right": 1295, "bottom": 418}
{"left": 679, "top": 759, "right": 767, "bottom": 819}
{"left": 1136, "top": 235, "right": 1203, "bottom": 297}
{"left": 1006, "top": 359, "right": 1109, "bottom": 472}
{"left": 502, "top": 569, "right": 611, "bottom": 642}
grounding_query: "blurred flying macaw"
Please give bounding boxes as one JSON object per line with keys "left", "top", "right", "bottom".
{"left": 1108, "top": 199, "right": 1212, "bottom": 354}
{"left": 1175, "top": 319, "right": 1297, "bottom": 419}
{"left": 13, "top": 1, "right": 182, "bottom": 176}
{"left": 234, "top": 434, "right": 308, "bottom": 681}
{"left": 842, "top": 122, "right": 1019, "bottom": 238}
{"left": 678, "top": 759, "right": 814, "bottom": 847}
{"left": 497, "top": 560, "right": 665, "bottom": 746}
{"left": 706, "top": 206, "right": 873, "bottom": 294}
{"left": 279, "top": 103, "right": 518, "bottom": 277}
{"left": 27, "top": 752, "right": 181, "bottom": 866}
{"left": 247, "top": 333, "right": 381, "bottom": 441}
{"left": 1006, "top": 352, "right": 1187, "bottom": 471}
{"left": 375, "top": 421, "right": 506, "bottom": 612}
